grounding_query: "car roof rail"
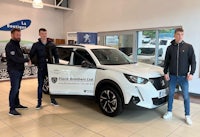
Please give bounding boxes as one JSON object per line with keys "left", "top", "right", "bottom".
{"left": 66, "top": 44, "right": 85, "bottom": 47}
{"left": 74, "top": 44, "right": 85, "bottom": 47}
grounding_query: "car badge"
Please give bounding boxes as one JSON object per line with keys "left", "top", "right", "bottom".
{"left": 161, "top": 79, "right": 165, "bottom": 86}
{"left": 51, "top": 77, "right": 58, "bottom": 83}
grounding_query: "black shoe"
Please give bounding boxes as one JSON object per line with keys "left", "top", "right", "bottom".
{"left": 15, "top": 104, "right": 28, "bottom": 109}
{"left": 9, "top": 110, "right": 21, "bottom": 116}
{"left": 51, "top": 99, "right": 59, "bottom": 106}
{"left": 36, "top": 104, "right": 42, "bottom": 109}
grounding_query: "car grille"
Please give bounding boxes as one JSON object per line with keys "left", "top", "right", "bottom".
{"left": 149, "top": 76, "right": 168, "bottom": 90}
{"left": 152, "top": 96, "right": 168, "bottom": 105}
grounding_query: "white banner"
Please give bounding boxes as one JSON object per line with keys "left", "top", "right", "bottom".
{"left": 48, "top": 64, "right": 96, "bottom": 95}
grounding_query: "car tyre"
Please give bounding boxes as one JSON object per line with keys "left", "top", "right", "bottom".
{"left": 97, "top": 86, "right": 123, "bottom": 117}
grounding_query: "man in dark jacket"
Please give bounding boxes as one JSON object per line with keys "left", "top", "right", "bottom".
{"left": 163, "top": 28, "right": 196, "bottom": 125}
{"left": 5, "top": 28, "right": 30, "bottom": 116}
{"left": 30, "top": 28, "right": 59, "bottom": 109}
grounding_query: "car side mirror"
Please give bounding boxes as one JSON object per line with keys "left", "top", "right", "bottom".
{"left": 81, "top": 60, "right": 94, "bottom": 68}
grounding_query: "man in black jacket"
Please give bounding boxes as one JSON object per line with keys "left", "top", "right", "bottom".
{"left": 30, "top": 28, "right": 59, "bottom": 109}
{"left": 5, "top": 28, "right": 31, "bottom": 116}
{"left": 163, "top": 28, "right": 196, "bottom": 125}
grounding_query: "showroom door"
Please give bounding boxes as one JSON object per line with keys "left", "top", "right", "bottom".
{"left": 47, "top": 64, "right": 97, "bottom": 96}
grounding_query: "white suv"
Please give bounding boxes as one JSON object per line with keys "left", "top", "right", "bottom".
{"left": 47, "top": 44, "right": 168, "bottom": 116}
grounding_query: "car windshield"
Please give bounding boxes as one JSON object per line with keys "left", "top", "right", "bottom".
{"left": 138, "top": 48, "right": 155, "bottom": 55}
{"left": 150, "top": 39, "right": 168, "bottom": 46}
{"left": 159, "top": 40, "right": 167, "bottom": 45}
{"left": 92, "top": 49, "right": 133, "bottom": 65}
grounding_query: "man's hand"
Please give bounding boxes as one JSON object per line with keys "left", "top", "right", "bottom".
{"left": 28, "top": 60, "right": 32, "bottom": 66}
{"left": 164, "top": 74, "right": 170, "bottom": 81}
{"left": 187, "top": 74, "right": 193, "bottom": 81}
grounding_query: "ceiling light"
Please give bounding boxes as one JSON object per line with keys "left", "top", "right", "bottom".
{"left": 32, "top": 0, "right": 43, "bottom": 8}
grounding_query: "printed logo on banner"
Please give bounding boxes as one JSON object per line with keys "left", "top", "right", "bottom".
{"left": 77, "top": 32, "right": 97, "bottom": 45}
{"left": 51, "top": 77, "right": 58, "bottom": 84}
{"left": 84, "top": 34, "right": 91, "bottom": 43}
{"left": 0, "top": 19, "right": 31, "bottom": 31}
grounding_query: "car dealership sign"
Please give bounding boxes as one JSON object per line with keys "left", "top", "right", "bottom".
{"left": 0, "top": 19, "right": 31, "bottom": 31}
{"left": 77, "top": 32, "right": 97, "bottom": 45}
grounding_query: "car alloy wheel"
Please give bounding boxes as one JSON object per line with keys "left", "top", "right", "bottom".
{"left": 0, "top": 68, "right": 9, "bottom": 80}
{"left": 100, "top": 90, "right": 118, "bottom": 113}
{"left": 23, "top": 67, "right": 32, "bottom": 76}
{"left": 98, "top": 86, "right": 123, "bottom": 117}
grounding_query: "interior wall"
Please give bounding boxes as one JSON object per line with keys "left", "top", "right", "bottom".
{"left": 64, "top": 0, "right": 200, "bottom": 94}
{"left": 0, "top": 0, "right": 65, "bottom": 42}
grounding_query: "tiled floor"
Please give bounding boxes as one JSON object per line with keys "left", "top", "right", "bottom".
{"left": 0, "top": 79, "right": 200, "bottom": 137}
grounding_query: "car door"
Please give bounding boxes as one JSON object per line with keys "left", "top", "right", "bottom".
{"left": 48, "top": 48, "right": 97, "bottom": 96}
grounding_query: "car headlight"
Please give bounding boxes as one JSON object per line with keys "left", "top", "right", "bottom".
{"left": 124, "top": 74, "right": 148, "bottom": 84}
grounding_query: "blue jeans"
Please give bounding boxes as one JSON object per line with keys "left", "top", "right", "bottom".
{"left": 8, "top": 70, "right": 23, "bottom": 111}
{"left": 168, "top": 75, "right": 190, "bottom": 115}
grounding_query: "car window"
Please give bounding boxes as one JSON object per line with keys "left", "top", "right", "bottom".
{"left": 138, "top": 48, "right": 155, "bottom": 55}
{"left": 57, "top": 47, "right": 73, "bottom": 62}
{"left": 159, "top": 40, "right": 167, "bottom": 45}
{"left": 92, "top": 49, "right": 132, "bottom": 65}
{"left": 73, "top": 49, "right": 96, "bottom": 66}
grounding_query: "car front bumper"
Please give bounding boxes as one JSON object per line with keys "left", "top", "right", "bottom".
{"left": 127, "top": 81, "right": 169, "bottom": 109}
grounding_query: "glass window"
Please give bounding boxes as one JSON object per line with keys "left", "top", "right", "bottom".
{"left": 137, "top": 30, "right": 156, "bottom": 65}
{"left": 105, "top": 35, "right": 119, "bottom": 47}
{"left": 157, "top": 28, "right": 174, "bottom": 66}
{"left": 138, "top": 48, "right": 155, "bottom": 55}
{"left": 57, "top": 47, "right": 73, "bottom": 62}
{"left": 73, "top": 49, "right": 96, "bottom": 66}
{"left": 92, "top": 49, "right": 132, "bottom": 65}
{"left": 118, "top": 34, "right": 134, "bottom": 56}
{"left": 137, "top": 28, "right": 175, "bottom": 66}
{"left": 98, "top": 27, "right": 177, "bottom": 67}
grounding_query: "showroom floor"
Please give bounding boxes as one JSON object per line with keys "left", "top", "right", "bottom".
{"left": 0, "top": 79, "right": 200, "bottom": 137}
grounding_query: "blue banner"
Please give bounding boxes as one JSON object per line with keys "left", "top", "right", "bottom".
{"left": 77, "top": 32, "right": 97, "bottom": 45}
{"left": 0, "top": 19, "right": 31, "bottom": 31}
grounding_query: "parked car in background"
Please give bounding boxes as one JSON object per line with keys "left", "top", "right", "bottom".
{"left": 0, "top": 44, "right": 38, "bottom": 81}
{"left": 142, "top": 35, "right": 151, "bottom": 44}
{"left": 130, "top": 39, "right": 172, "bottom": 66}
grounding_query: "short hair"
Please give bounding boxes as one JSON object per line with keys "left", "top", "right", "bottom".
{"left": 175, "top": 28, "right": 184, "bottom": 34}
{"left": 11, "top": 28, "right": 21, "bottom": 34}
{"left": 39, "top": 28, "right": 47, "bottom": 33}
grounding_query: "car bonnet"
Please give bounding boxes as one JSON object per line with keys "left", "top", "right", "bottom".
{"left": 98, "top": 62, "right": 164, "bottom": 79}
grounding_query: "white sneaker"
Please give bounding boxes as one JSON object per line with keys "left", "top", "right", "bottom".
{"left": 185, "top": 115, "right": 192, "bottom": 125}
{"left": 163, "top": 111, "right": 173, "bottom": 119}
